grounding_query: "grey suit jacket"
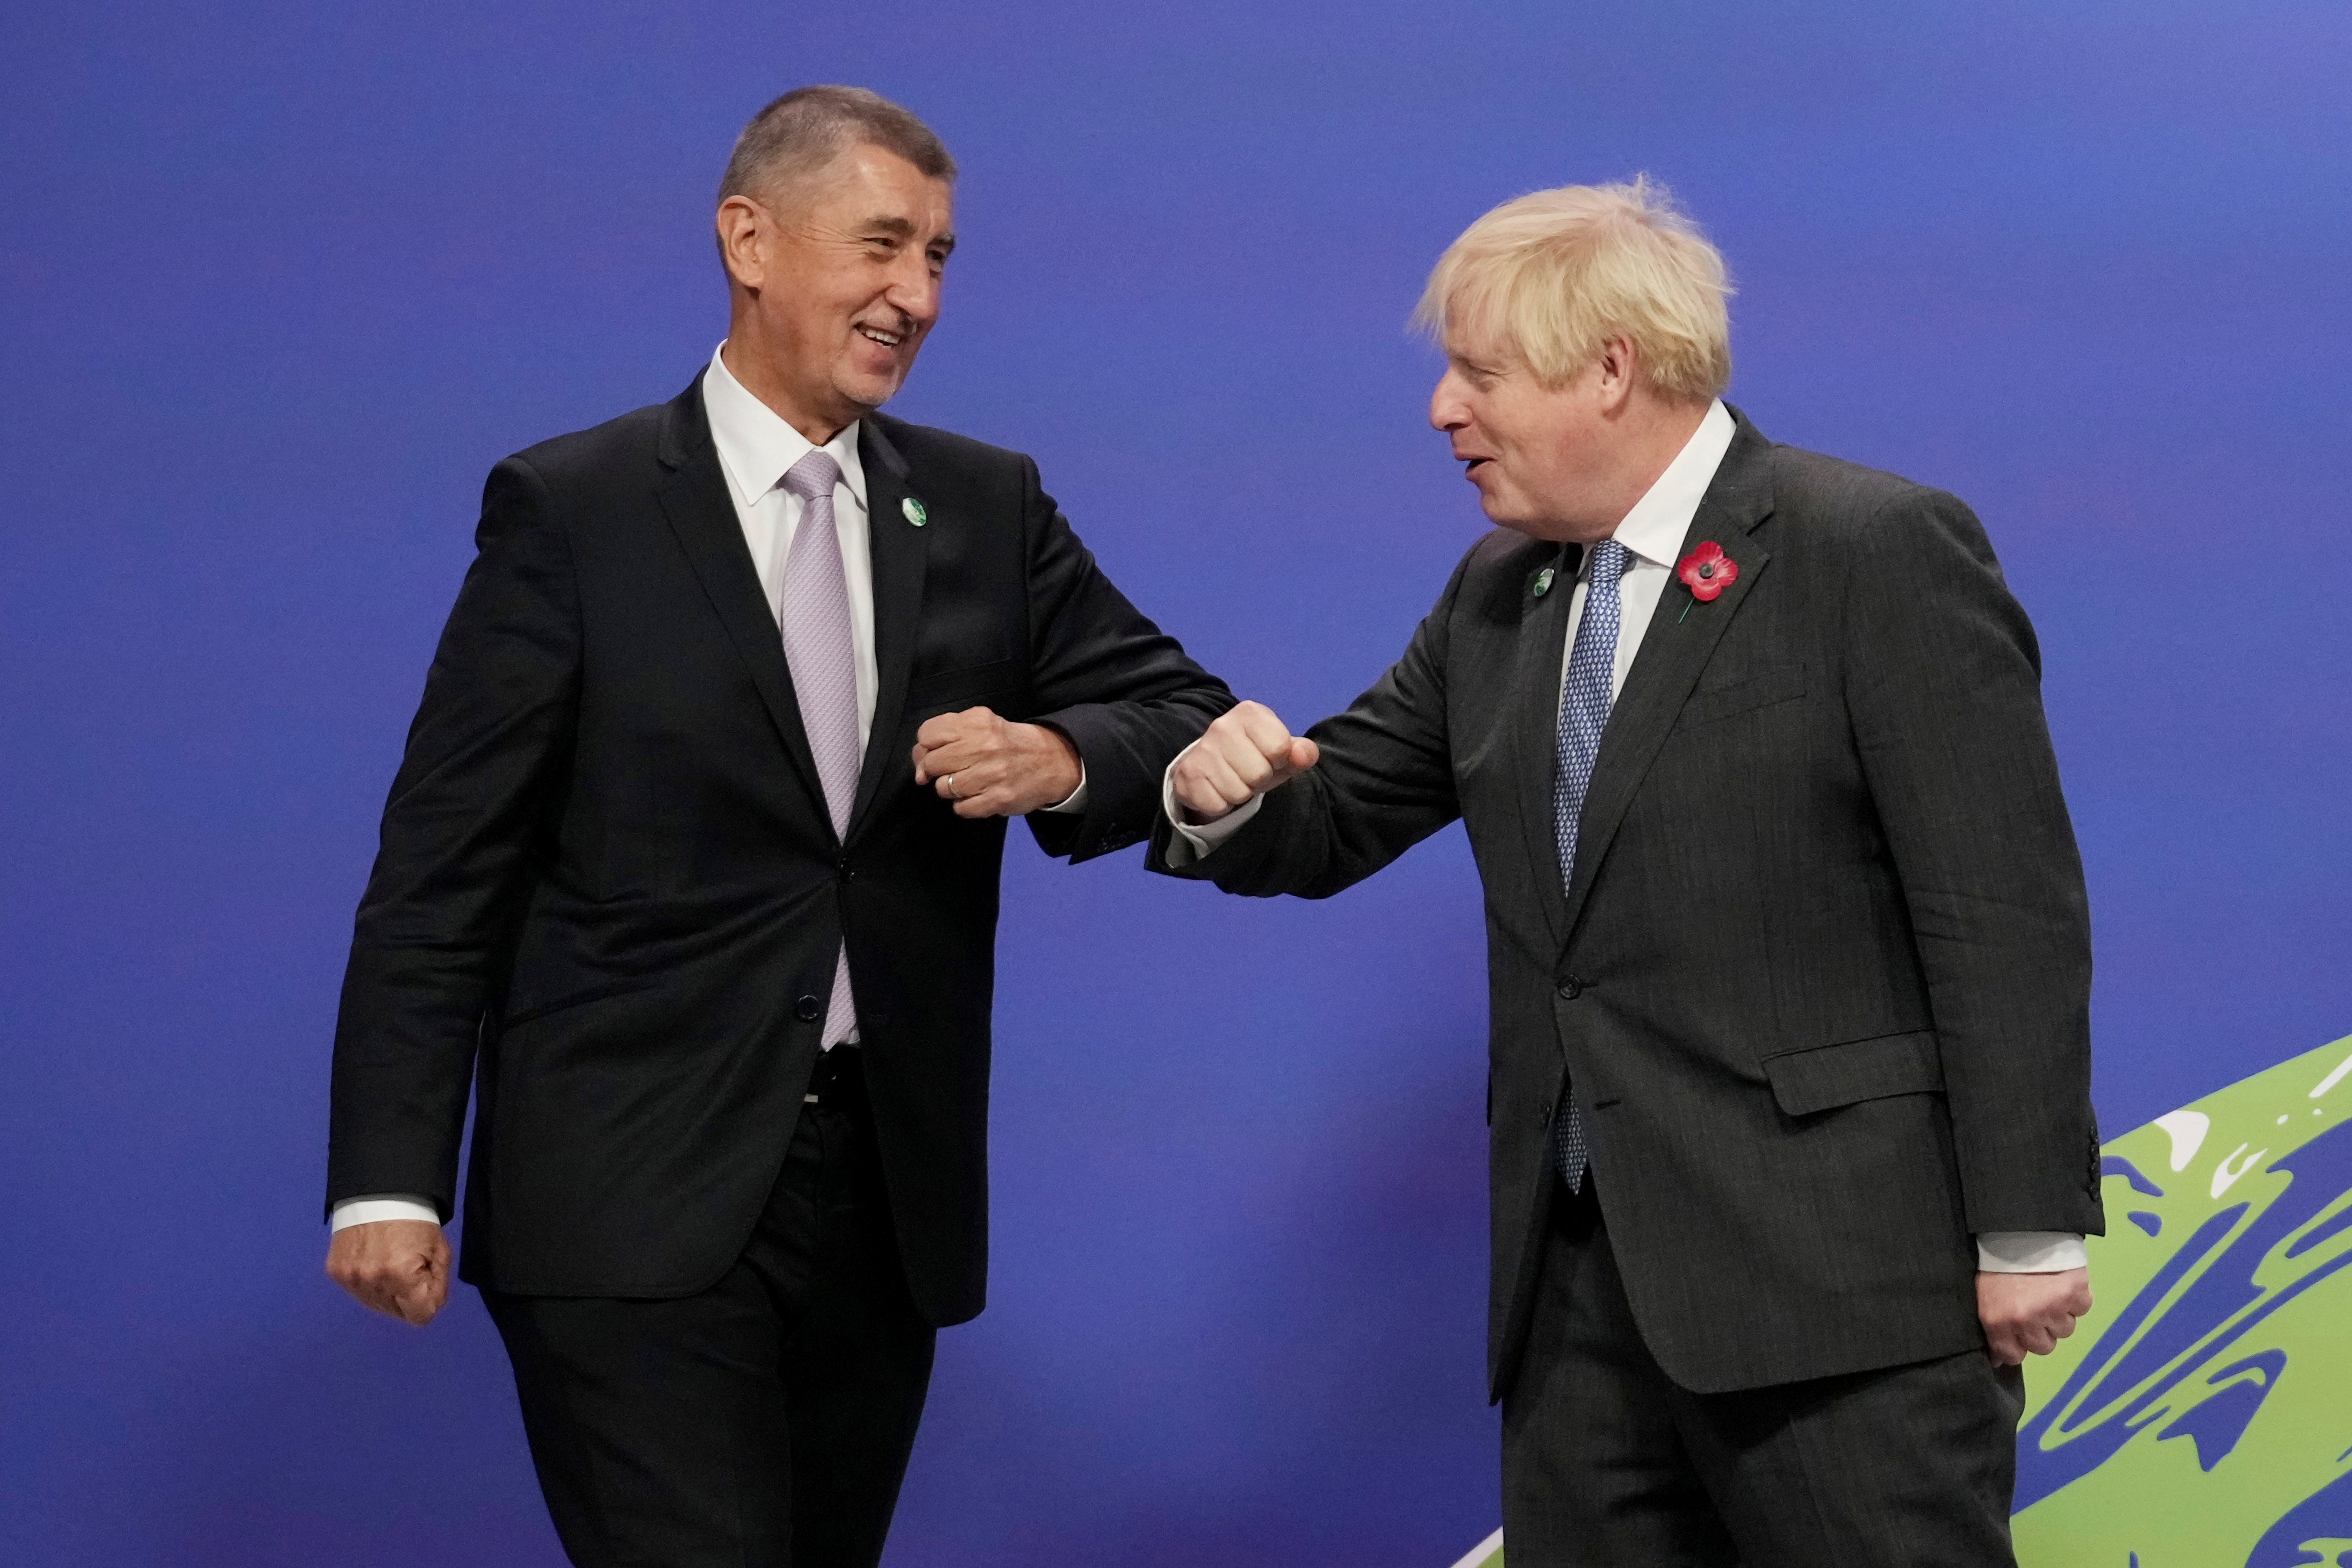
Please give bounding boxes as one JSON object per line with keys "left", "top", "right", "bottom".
{"left": 1152, "top": 410, "right": 2103, "bottom": 1399}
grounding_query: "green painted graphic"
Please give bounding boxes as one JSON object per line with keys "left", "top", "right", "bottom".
{"left": 2016, "top": 1034, "right": 2352, "bottom": 1567}
{"left": 1451, "top": 1033, "right": 2352, "bottom": 1568}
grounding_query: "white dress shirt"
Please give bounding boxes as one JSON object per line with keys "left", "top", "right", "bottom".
{"left": 1161, "top": 400, "right": 2082, "bottom": 1275}
{"left": 706, "top": 342, "right": 882, "bottom": 747}
{"left": 333, "top": 344, "right": 1084, "bottom": 1232}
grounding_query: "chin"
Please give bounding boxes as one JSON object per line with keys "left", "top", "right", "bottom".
{"left": 1476, "top": 491, "right": 1526, "bottom": 529}
{"left": 836, "top": 372, "right": 904, "bottom": 414}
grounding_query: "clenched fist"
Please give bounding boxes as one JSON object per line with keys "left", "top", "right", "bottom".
{"left": 910, "top": 706, "right": 1083, "bottom": 819}
{"left": 326, "top": 1218, "right": 451, "bottom": 1326}
{"left": 1168, "top": 700, "right": 1320, "bottom": 825}
{"left": 1976, "top": 1267, "right": 2092, "bottom": 1366}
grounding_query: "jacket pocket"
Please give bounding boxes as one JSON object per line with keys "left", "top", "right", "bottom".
{"left": 498, "top": 976, "right": 659, "bottom": 1031}
{"left": 1761, "top": 1028, "right": 1942, "bottom": 1117}
{"left": 1669, "top": 662, "right": 1806, "bottom": 733}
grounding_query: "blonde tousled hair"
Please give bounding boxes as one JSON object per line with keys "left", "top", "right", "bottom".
{"left": 1413, "top": 176, "right": 1733, "bottom": 401}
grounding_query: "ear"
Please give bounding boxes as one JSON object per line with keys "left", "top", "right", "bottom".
{"left": 716, "top": 196, "right": 767, "bottom": 292}
{"left": 1594, "top": 333, "right": 1640, "bottom": 412}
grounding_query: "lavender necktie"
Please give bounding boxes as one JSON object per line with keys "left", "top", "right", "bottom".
{"left": 1552, "top": 539, "right": 1630, "bottom": 1192}
{"left": 778, "top": 449, "right": 862, "bottom": 1049}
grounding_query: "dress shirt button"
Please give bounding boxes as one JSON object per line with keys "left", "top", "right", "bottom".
{"left": 795, "top": 995, "right": 822, "bottom": 1022}
{"left": 1556, "top": 977, "right": 1585, "bottom": 1001}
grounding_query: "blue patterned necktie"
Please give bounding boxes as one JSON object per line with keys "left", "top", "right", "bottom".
{"left": 778, "top": 449, "right": 863, "bottom": 1050}
{"left": 1552, "top": 539, "right": 1630, "bottom": 1192}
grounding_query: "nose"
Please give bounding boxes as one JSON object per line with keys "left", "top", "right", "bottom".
{"left": 1429, "top": 368, "right": 1469, "bottom": 433}
{"left": 885, "top": 248, "right": 940, "bottom": 330}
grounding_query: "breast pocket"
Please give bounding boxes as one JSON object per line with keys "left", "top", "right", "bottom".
{"left": 1669, "top": 661, "right": 1806, "bottom": 735}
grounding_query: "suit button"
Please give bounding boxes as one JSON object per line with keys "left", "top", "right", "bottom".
{"left": 795, "top": 995, "right": 822, "bottom": 1022}
{"left": 1556, "top": 977, "right": 1585, "bottom": 1001}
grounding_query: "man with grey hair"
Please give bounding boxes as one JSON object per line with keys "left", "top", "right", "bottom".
{"left": 1155, "top": 178, "right": 2100, "bottom": 1564}
{"left": 321, "top": 85, "right": 1230, "bottom": 1566}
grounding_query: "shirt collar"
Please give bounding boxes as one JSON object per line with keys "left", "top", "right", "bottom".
{"left": 1607, "top": 398, "right": 1736, "bottom": 570}
{"left": 701, "top": 342, "right": 869, "bottom": 513}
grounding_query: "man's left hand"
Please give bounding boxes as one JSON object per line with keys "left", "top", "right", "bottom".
{"left": 1976, "top": 1267, "right": 2092, "bottom": 1366}
{"left": 911, "top": 707, "right": 1082, "bottom": 818}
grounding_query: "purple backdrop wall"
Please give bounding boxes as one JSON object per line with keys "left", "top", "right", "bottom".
{"left": 4, "top": 2, "right": 2348, "bottom": 1563}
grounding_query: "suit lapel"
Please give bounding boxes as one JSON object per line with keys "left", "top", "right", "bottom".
{"left": 1509, "top": 543, "right": 1579, "bottom": 951}
{"left": 1557, "top": 418, "right": 1776, "bottom": 944}
{"left": 652, "top": 373, "right": 828, "bottom": 817}
{"left": 845, "top": 418, "right": 931, "bottom": 839}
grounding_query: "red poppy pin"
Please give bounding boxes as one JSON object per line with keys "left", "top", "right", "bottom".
{"left": 1675, "top": 541, "right": 1737, "bottom": 620}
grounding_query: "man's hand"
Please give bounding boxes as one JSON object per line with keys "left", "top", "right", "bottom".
{"left": 326, "top": 1219, "right": 451, "bottom": 1326}
{"left": 911, "top": 707, "right": 1082, "bottom": 819}
{"left": 1168, "top": 700, "right": 1320, "bottom": 825}
{"left": 1977, "top": 1267, "right": 2092, "bottom": 1366}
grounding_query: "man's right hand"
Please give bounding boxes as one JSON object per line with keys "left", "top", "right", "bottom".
{"left": 326, "top": 1219, "right": 451, "bottom": 1326}
{"left": 1168, "top": 700, "right": 1320, "bottom": 825}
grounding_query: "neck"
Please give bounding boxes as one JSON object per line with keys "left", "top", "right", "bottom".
{"left": 1566, "top": 396, "right": 1713, "bottom": 544}
{"left": 720, "top": 320, "right": 856, "bottom": 447}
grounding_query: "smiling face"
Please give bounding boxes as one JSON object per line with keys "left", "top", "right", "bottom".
{"left": 717, "top": 142, "right": 956, "bottom": 442}
{"left": 1428, "top": 332, "right": 1632, "bottom": 545}
{"left": 1428, "top": 328, "right": 1709, "bottom": 545}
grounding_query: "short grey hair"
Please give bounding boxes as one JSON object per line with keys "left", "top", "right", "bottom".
{"left": 718, "top": 85, "right": 956, "bottom": 210}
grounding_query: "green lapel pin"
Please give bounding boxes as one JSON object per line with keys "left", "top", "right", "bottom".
{"left": 902, "top": 496, "right": 928, "bottom": 528}
{"left": 1533, "top": 566, "right": 1556, "bottom": 598}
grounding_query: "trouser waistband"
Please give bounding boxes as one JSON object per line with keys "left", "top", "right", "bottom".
{"left": 803, "top": 1044, "right": 867, "bottom": 1108}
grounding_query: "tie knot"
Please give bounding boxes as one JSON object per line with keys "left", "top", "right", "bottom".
{"left": 781, "top": 448, "right": 842, "bottom": 504}
{"left": 1591, "top": 539, "right": 1630, "bottom": 582}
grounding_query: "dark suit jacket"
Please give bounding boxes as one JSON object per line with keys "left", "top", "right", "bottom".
{"left": 1153, "top": 409, "right": 2102, "bottom": 1397}
{"left": 328, "top": 371, "right": 1231, "bottom": 1326}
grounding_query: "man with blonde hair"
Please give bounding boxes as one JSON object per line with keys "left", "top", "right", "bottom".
{"left": 1154, "top": 178, "right": 2100, "bottom": 1564}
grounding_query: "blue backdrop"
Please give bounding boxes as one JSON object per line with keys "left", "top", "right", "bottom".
{"left": 4, "top": 3, "right": 2348, "bottom": 1564}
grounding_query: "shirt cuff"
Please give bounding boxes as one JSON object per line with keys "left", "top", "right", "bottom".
{"left": 1975, "top": 1231, "right": 2087, "bottom": 1273}
{"left": 331, "top": 1195, "right": 442, "bottom": 1231}
{"left": 1159, "top": 745, "right": 1263, "bottom": 866}
{"left": 1039, "top": 763, "right": 1088, "bottom": 814}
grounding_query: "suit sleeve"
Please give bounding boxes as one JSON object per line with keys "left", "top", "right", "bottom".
{"left": 1017, "top": 457, "right": 1235, "bottom": 862}
{"left": 1147, "top": 546, "right": 1472, "bottom": 898}
{"left": 1842, "top": 490, "right": 2103, "bottom": 1239}
{"left": 325, "top": 457, "right": 580, "bottom": 1220}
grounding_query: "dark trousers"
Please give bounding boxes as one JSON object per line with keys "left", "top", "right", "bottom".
{"left": 1502, "top": 1175, "right": 2026, "bottom": 1568}
{"left": 485, "top": 1048, "right": 936, "bottom": 1568}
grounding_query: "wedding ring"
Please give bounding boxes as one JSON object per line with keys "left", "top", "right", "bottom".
{"left": 944, "top": 774, "right": 959, "bottom": 799}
